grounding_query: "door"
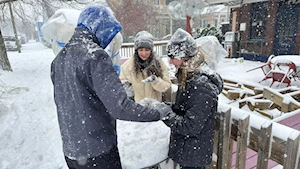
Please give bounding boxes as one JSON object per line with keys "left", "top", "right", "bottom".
{"left": 274, "top": 5, "right": 299, "bottom": 55}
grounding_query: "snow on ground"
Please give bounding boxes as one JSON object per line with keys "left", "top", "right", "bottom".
{"left": 0, "top": 41, "right": 66, "bottom": 169}
{"left": 1, "top": 41, "right": 299, "bottom": 169}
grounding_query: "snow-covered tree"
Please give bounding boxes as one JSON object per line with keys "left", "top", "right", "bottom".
{"left": 193, "top": 24, "right": 222, "bottom": 43}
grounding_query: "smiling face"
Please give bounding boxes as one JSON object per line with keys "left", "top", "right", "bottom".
{"left": 137, "top": 48, "right": 151, "bottom": 61}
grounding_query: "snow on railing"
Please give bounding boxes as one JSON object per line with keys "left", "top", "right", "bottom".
{"left": 211, "top": 103, "right": 300, "bottom": 169}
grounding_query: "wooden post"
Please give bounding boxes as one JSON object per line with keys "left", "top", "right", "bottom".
{"left": 257, "top": 121, "right": 272, "bottom": 169}
{"left": 235, "top": 114, "right": 250, "bottom": 169}
{"left": 216, "top": 108, "right": 231, "bottom": 169}
{"left": 186, "top": 16, "right": 192, "bottom": 35}
{"left": 283, "top": 131, "right": 300, "bottom": 169}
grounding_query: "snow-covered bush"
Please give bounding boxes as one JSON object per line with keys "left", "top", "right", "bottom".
{"left": 193, "top": 24, "right": 222, "bottom": 43}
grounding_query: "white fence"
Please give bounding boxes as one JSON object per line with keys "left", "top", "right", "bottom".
{"left": 120, "top": 40, "right": 169, "bottom": 59}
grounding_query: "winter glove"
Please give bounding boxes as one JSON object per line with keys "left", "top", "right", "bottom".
{"left": 141, "top": 75, "right": 158, "bottom": 83}
{"left": 139, "top": 98, "right": 179, "bottom": 126}
{"left": 122, "top": 81, "right": 134, "bottom": 98}
{"left": 149, "top": 102, "right": 174, "bottom": 121}
{"left": 139, "top": 98, "right": 160, "bottom": 107}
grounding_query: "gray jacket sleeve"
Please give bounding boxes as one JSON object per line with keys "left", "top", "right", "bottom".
{"left": 90, "top": 50, "right": 161, "bottom": 122}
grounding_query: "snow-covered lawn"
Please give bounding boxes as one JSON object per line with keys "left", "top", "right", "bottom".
{"left": 1, "top": 41, "right": 299, "bottom": 169}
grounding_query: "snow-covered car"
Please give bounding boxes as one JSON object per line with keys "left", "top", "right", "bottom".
{"left": 18, "top": 35, "right": 27, "bottom": 44}
{"left": 3, "top": 36, "right": 18, "bottom": 51}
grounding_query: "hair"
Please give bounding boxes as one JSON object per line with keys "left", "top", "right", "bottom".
{"left": 177, "top": 52, "right": 206, "bottom": 90}
{"left": 133, "top": 50, "right": 163, "bottom": 78}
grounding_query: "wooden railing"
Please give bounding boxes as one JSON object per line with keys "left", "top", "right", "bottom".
{"left": 120, "top": 40, "right": 169, "bottom": 59}
{"left": 120, "top": 41, "right": 300, "bottom": 169}
{"left": 209, "top": 103, "right": 300, "bottom": 169}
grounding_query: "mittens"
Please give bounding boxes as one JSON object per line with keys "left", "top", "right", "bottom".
{"left": 141, "top": 75, "right": 157, "bottom": 83}
{"left": 122, "top": 81, "right": 134, "bottom": 98}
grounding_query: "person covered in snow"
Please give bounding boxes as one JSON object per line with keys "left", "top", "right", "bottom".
{"left": 145, "top": 28, "right": 224, "bottom": 169}
{"left": 50, "top": 4, "right": 171, "bottom": 169}
{"left": 120, "top": 30, "right": 171, "bottom": 103}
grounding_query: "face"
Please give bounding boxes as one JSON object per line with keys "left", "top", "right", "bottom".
{"left": 137, "top": 48, "right": 151, "bottom": 61}
{"left": 169, "top": 58, "right": 185, "bottom": 69}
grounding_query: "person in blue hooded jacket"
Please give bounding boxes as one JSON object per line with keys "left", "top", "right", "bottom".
{"left": 51, "top": 4, "right": 171, "bottom": 169}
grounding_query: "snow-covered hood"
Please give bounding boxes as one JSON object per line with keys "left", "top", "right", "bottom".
{"left": 77, "top": 4, "right": 122, "bottom": 49}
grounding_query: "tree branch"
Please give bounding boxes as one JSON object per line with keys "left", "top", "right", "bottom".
{"left": 0, "top": 0, "right": 18, "bottom": 5}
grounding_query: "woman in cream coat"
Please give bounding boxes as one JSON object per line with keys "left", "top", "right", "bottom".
{"left": 120, "top": 31, "right": 171, "bottom": 103}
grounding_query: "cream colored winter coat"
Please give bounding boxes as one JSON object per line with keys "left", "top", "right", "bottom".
{"left": 120, "top": 56, "right": 172, "bottom": 103}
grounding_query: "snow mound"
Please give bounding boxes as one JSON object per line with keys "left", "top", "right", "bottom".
{"left": 117, "top": 120, "right": 170, "bottom": 169}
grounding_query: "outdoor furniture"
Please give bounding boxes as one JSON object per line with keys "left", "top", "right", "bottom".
{"left": 247, "top": 55, "right": 300, "bottom": 87}
{"left": 271, "top": 55, "right": 300, "bottom": 80}
{"left": 260, "top": 60, "right": 297, "bottom": 87}
{"left": 246, "top": 55, "right": 274, "bottom": 75}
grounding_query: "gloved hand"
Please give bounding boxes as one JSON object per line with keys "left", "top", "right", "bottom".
{"left": 140, "top": 98, "right": 179, "bottom": 126}
{"left": 139, "top": 98, "right": 160, "bottom": 107}
{"left": 163, "top": 112, "right": 182, "bottom": 127}
{"left": 122, "top": 81, "right": 134, "bottom": 98}
{"left": 141, "top": 75, "right": 157, "bottom": 83}
{"left": 150, "top": 102, "right": 174, "bottom": 120}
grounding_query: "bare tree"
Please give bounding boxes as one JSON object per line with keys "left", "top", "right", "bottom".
{"left": 0, "top": 0, "right": 96, "bottom": 71}
{"left": 113, "top": 1, "right": 158, "bottom": 42}
{"left": 0, "top": 28, "right": 12, "bottom": 71}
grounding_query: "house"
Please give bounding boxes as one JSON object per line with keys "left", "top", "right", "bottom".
{"left": 207, "top": 0, "right": 300, "bottom": 61}
{"left": 194, "top": 4, "right": 229, "bottom": 30}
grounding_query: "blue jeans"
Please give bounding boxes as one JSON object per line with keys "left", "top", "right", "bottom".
{"left": 180, "top": 166, "right": 205, "bottom": 169}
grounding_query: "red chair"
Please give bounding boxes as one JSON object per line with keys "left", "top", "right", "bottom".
{"left": 246, "top": 55, "right": 275, "bottom": 75}
{"left": 260, "top": 61, "right": 297, "bottom": 87}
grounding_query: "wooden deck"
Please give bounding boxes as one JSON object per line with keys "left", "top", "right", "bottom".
{"left": 231, "top": 141, "right": 279, "bottom": 169}
{"left": 278, "top": 112, "right": 300, "bottom": 131}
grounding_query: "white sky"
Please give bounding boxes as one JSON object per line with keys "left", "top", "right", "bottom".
{"left": 1, "top": 40, "right": 299, "bottom": 169}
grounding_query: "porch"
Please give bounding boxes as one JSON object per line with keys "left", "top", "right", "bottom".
{"left": 119, "top": 42, "right": 300, "bottom": 169}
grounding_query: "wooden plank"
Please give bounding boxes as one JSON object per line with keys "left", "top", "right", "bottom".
{"left": 227, "top": 139, "right": 234, "bottom": 169}
{"left": 257, "top": 121, "right": 272, "bottom": 169}
{"left": 216, "top": 108, "right": 231, "bottom": 169}
{"left": 278, "top": 112, "right": 300, "bottom": 127}
{"left": 227, "top": 90, "right": 240, "bottom": 100}
{"left": 231, "top": 124, "right": 293, "bottom": 166}
{"left": 235, "top": 115, "right": 250, "bottom": 169}
{"left": 267, "top": 160, "right": 279, "bottom": 169}
{"left": 292, "top": 123, "right": 300, "bottom": 131}
{"left": 256, "top": 110, "right": 273, "bottom": 119}
{"left": 263, "top": 88, "right": 300, "bottom": 112}
{"left": 283, "top": 131, "right": 300, "bottom": 169}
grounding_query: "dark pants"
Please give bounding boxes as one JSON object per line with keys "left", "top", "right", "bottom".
{"left": 65, "top": 146, "right": 122, "bottom": 169}
{"left": 180, "top": 166, "right": 205, "bottom": 169}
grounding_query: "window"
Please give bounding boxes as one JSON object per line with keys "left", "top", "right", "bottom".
{"left": 214, "top": 19, "right": 218, "bottom": 27}
{"left": 250, "top": 2, "right": 268, "bottom": 40}
{"left": 166, "top": 0, "right": 172, "bottom": 5}
{"left": 154, "top": 0, "right": 159, "bottom": 5}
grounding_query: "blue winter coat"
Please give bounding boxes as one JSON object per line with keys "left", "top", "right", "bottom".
{"left": 168, "top": 72, "right": 223, "bottom": 167}
{"left": 51, "top": 28, "right": 160, "bottom": 160}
